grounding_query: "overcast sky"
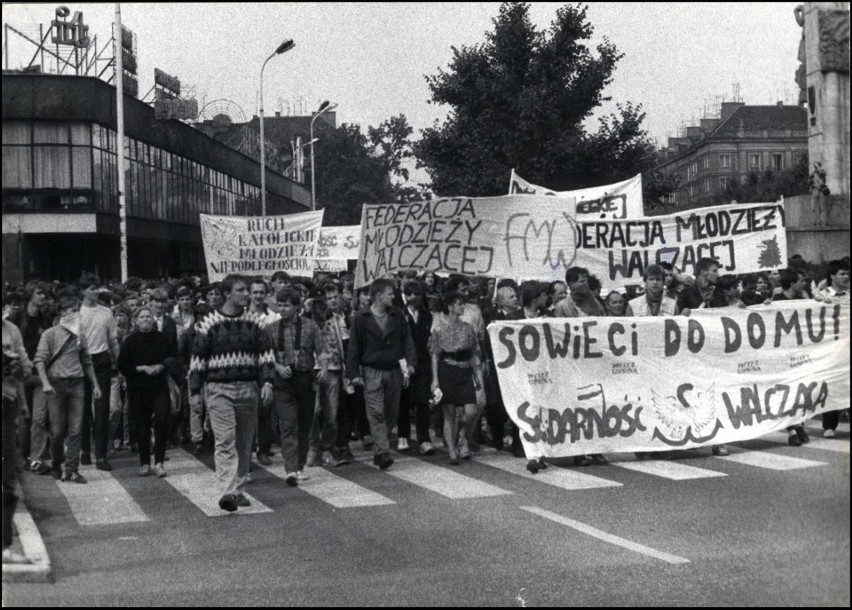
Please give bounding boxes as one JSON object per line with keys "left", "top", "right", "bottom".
{"left": 3, "top": 2, "right": 802, "bottom": 174}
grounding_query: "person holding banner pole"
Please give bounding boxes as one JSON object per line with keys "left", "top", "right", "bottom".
{"left": 430, "top": 292, "right": 484, "bottom": 466}
{"left": 677, "top": 258, "right": 730, "bottom": 456}
{"left": 554, "top": 267, "right": 608, "bottom": 467}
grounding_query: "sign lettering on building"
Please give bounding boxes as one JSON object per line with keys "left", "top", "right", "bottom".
{"left": 154, "top": 98, "right": 199, "bottom": 121}
{"left": 51, "top": 6, "right": 90, "bottom": 48}
{"left": 154, "top": 68, "right": 181, "bottom": 96}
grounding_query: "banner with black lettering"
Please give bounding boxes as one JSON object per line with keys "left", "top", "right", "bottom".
{"left": 200, "top": 211, "right": 323, "bottom": 281}
{"left": 354, "top": 196, "right": 787, "bottom": 289}
{"left": 487, "top": 301, "right": 850, "bottom": 458}
{"left": 313, "top": 225, "right": 361, "bottom": 272}
{"left": 509, "top": 170, "right": 644, "bottom": 219}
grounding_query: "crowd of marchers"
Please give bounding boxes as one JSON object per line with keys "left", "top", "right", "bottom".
{"left": 2, "top": 255, "right": 850, "bottom": 560}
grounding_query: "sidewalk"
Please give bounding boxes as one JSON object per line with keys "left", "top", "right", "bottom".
{"left": 2, "top": 473, "right": 52, "bottom": 583}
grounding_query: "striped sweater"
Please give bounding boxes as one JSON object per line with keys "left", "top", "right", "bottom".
{"left": 188, "top": 309, "right": 275, "bottom": 396}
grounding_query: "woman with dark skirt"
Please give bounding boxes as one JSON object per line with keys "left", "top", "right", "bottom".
{"left": 430, "top": 292, "right": 484, "bottom": 465}
{"left": 118, "top": 306, "right": 178, "bottom": 478}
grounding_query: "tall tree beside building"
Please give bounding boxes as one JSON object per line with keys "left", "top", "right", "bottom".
{"left": 314, "top": 115, "right": 429, "bottom": 226}
{"left": 415, "top": 2, "right": 655, "bottom": 197}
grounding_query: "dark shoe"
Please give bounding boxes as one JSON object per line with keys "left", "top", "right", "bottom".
{"left": 526, "top": 459, "right": 541, "bottom": 474}
{"left": 449, "top": 456, "right": 461, "bottom": 466}
{"left": 374, "top": 452, "right": 393, "bottom": 470}
{"left": 257, "top": 453, "right": 272, "bottom": 466}
{"left": 192, "top": 442, "right": 203, "bottom": 455}
{"left": 795, "top": 427, "right": 810, "bottom": 444}
{"left": 235, "top": 493, "right": 251, "bottom": 508}
{"left": 711, "top": 445, "right": 729, "bottom": 456}
{"left": 511, "top": 444, "right": 525, "bottom": 458}
{"left": 218, "top": 494, "right": 238, "bottom": 512}
{"left": 96, "top": 460, "right": 112, "bottom": 472}
{"left": 30, "top": 461, "right": 51, "bottom": 475}
{"left": 788, "top": 433, "right": 803, "bottom": 447}
{"left": 573, "top": 455, "right": 593, "bottom": 467}
{"left": 362, "top": 435, "right": 374, "bottom": 451}
{"left": 336, "top": 446, "right": 354, "bottom": 465}
{"left": 591, "top": 454, "right": 608, "bottom": 465}
{"left": 51, "top": 468, "right": 62, "bottom": 480}
{"left": 80, "top": 453, "right": 92, "bottom": 466}
{"left": 130, "top": 443, "right": 139, "bottom": 453}
{"left": 538, "top": 457, "right": 548, "bottom": 470}
{"left": 63, "top": 471, "right": 87, "bottom": 484}
{"left": 285, "top": 472, "right": 298, "bottom": 487}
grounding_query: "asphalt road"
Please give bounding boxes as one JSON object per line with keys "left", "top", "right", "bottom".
{"left": 4, "top": 421, "right": 849, "bottom": 607}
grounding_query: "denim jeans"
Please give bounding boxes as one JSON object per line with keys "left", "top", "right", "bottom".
{"left": 46, "top": 377, "right": 85, "bottom": 473}
{"left": 310, "top": 371, "right": 340, "bottom": 454}
{"left": 81, "top": 352, "right": 112, "bottom": 460}
{"left": 205, "top": 381, "right": 259, "bottom": 496}
{"left": 3, "top": 396, "right": 19, "bottom": 548}
{"left": 362, "top": 367, "right": 404, "bottom": 456}
{"left": 28, "top": 385, "right": 50, "bottom": 462}
{"left": 109, "top": 375, "right": 130, "bottom": 451}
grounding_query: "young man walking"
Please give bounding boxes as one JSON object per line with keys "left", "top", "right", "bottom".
{"left": 189, "top": 275, "right": 275, "bottom": 512}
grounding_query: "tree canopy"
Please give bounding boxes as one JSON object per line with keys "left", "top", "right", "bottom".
{"left": 313, "top": 114, "right": 427, "bottom": 226}
{"left": 415, "top": 2, "right": 656, "bottom": 197}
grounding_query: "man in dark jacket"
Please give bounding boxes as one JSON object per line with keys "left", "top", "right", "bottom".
{"left": 347, "top": 279, "right": 416, "bottom": 470}
{"left": 399, "top": 279, "right": 434, "bottom": 455}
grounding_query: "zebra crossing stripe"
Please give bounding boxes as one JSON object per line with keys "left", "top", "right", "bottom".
{"left": 614, "top": 459, "right": 728, "bottom": 481}
{"left": 477, "top": 452, "right": 623, "bottom": 490}
{"left": 164, "top": 450, "right": 272, "bottom": 517}
{"left": 521, "top": 506, "right": 690, "bottom": 564}
{"left": 259, "top": 460, "right": 396, "bottom": 508}
{"left": 713, "top": 449, "right": 826, "bottom": 470}
{"left": 373, "top": 456, "right": 513, "bottom": 499}
{"left": 57, "top": 467, "right": 149, "bottom": 526}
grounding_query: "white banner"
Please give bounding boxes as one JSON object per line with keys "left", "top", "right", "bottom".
{"left": 488, "top": 301, "right": 850, "bottom": 457}
{"left": 200, "top": 211, "right": 323, "bottom": 281}
{"left": 313, "top": 225, "right": 361, "bottom": 272}
{"left": 354, "top": 196, "right": 787, "bottom": 288}
{"left": 509, "top": 170, "right": 645, "bottom": 219}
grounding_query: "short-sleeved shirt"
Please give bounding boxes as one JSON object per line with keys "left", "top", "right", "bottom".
{"left": 430, "top": 320, "right": 479, "bottom": 362}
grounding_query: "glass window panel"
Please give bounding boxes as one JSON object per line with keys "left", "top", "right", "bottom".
{"left": 3, "top": 122, "right": 31, "bottom": 144}
{"left": 92, "top": 149, "right": 102, "bottom": 199}
{"left": 33, "top": 146, "right": 71, "bottom": 188}
{"left": 70, "top": 122, "right": 91, "bottom": 145}
{"left": 34, "top": 122, "right": 69, "bottom": 144}
{"left": 123, "top": 136, "right": 131, "bottom": 159}
{"left": 107, "top": 129, "right": 116, "bottom": 152}
{"left": 2, "top": 146, "right": 33, "bottom": 188}
{"left": 71, "top": 147, "right": 92, "bottom": 188}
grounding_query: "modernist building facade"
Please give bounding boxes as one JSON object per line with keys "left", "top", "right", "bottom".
{"left": 2, "top": 74, "right": 311, "bottom": 284}
{"left": 653, "top": 102, "right": 809, "bottom": 208}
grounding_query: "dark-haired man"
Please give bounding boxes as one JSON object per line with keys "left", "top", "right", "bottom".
{"left": 78, "top": 276, "right": 120, "bottom": 471}
{"left": 347, "top": 279, "right": 416, "bottom": 470}
{"left": 189, "top": 275, "right": 275, "bottom": 512}
{"left": 399, "top": 279, "right": 434, "bottom": 455}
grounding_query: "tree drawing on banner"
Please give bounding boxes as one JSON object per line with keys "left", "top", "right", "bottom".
{"left": 201, "top": 217, "right": 238, "bottom": 259}
{"left": 757, "top": 235, "right": 782, "bottom": 269}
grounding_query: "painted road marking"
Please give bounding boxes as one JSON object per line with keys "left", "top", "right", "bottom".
{"left": 164, "top": 450, "right": 271, "bottom": 517}
{"left": 57, "top": 468, "right": 149, "bottom": 526}
{"left": 614, "top": 459, "right": 728, "bottom": 480}
{"left": 714, "top": 449, "right": 826, "bottom": 470}
{"left": 363, "top": 455, "right": 513, "bottom": 499}
{"left": 259, "top": 459, "right": 396, "bottom": 508}
{"left": 521, "top": 506, "right": 690, "bottom": 564}
{"left": 477, "top": 451, "right": 623, "bottom": 490}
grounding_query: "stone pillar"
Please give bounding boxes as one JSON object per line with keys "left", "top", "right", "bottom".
{"left": 802, "top": 2, "right": 850, "bottom": 196}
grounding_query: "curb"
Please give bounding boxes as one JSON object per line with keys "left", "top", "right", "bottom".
{"left": 2, "top": 478, "right": 53, "bottom": 583}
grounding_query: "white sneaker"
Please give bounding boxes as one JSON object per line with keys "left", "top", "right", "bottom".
{"left": 398, "top": 438, "right": 410, "bottom": 451}
{"left": 420, "top": 441, "right": 435, "bottom": 456}
{"left": 296, "top": 470, "right": 310, "bottom": 481}
{"left": 824, "top": 429, "right": 836, "bottom": 438}
{"left": 154, "top": 463, "right": 167, "bottom": 478}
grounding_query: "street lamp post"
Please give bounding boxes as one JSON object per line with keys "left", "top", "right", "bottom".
{"left": 259, "top": 38, "right": 295, "bottom": 216}
{"left": 310, "top": 100, "right": 337, "bottom": 211}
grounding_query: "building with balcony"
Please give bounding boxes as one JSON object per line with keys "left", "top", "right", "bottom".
{"left": 2, "top": 74, "right": 311, "bottom": 284}
{"left": 653, "top": 102, "right": 808, "bottom": 208}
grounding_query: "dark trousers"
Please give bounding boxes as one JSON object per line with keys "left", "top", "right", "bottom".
{"left": 274, "top": 372, "right": 316, "bottom": 474}
{"left": 129, "top": 387, "right": 170, "bottom": 466}
{"left": 81, "top": 352, "right": 112, "bottom": 460}
{"left": 336, "top": 384, "right": 370, "bottom": 447}
{"left": 822, "top": 410, "right": 841, "bottom": 431}
{"left": 399, "top": 372, "right": 432, "bottom": 443}
{"left": 3, "top": 397, "right": 19, "bottom": 548}
{"left": 485, "top": 399, "right": 511, "bottom": 450}
{"left": 257, "top": 394, "right": 274, "bottom": 456}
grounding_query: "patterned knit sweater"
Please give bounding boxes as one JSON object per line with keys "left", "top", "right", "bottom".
{"left": 188, "top": 309, "right": 275, "bottom": 396}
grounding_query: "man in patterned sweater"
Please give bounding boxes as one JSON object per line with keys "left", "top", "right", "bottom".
{"left": 188, "top": 274, "right": 275, "bottom": 512}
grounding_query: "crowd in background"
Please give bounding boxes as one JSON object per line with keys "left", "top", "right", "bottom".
{"left": 2, "top": 253, "right": 850, "bottom": 540}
